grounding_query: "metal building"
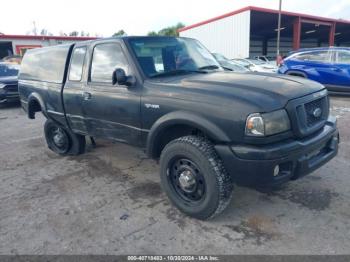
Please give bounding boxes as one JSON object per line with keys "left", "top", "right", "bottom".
{"left": 179, "top": 6, "right": 350, "bottom": 59}
{"left": 0, "top": 35, "right": 96, "bottom": 59}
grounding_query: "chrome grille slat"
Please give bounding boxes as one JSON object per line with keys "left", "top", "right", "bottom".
{"left": 285, "top": 90, "right": 329, "bottom": 138}
{"left": 304, "top": 97, "right": 327, "bottom": 127}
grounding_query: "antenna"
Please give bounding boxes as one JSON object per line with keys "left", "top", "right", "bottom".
{"left": 276, "top": 0, "right": 282, "bottom": 65}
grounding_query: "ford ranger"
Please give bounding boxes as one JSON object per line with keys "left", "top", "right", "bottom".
{"left": 18, "top": 36, "right": 339, "bottom": 219}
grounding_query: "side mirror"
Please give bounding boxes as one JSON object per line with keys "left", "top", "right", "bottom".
{"left": 112, "top": 68, "right": 135, "bottom": 87}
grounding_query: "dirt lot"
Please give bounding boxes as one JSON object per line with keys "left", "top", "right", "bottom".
{"left": 0, "top": 96, "right": 350, "bottom": 255}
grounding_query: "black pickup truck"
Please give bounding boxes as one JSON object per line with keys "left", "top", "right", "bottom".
{"left": 19, "top": 36, "right": 339, "bottom": 219}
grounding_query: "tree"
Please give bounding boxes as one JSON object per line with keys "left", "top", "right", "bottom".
{"left": 40, "top": 29, "right": 49, "bottom": 36}
{"left": 79, "top": 31, "right": 90, "bottom": 37}
{"left": 69, "top": 31, "right": 79, "bottom": 37}
{"left": 147, "top": 22, "right": 185, "bottom": 37}
{"left": 147, "top": 31, "right": 158, "bottom": 36}
{"left": 112, "top": 30, "right": 127, "bottom": 37}
{"left": 39, "top": 29, "right": 54, "bottom": 36}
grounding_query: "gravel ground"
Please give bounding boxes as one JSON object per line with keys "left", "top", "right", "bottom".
{"left": 0, "top": 96, "right": 350, "bottom": 255}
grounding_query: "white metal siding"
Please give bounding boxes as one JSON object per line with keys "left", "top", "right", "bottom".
{"left": 180, "top": 11, "right": 250, "bottom": 59}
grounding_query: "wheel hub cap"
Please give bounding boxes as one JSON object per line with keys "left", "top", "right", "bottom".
{"left": 178, "top": 170, "right": 196, "bottom": 192}
{"left": 53, "top": 129, "right": 65, "bottom": 147}
{"left": 169, "top": 158, "right": 206, "bottom": 202}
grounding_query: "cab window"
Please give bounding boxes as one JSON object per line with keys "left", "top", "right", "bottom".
{"left": 336, "top": 50, "right": 350, "bottom": 64}
{"left": 69, "top": 47, "right": 87, "bottom": 81}
{"left": 294, "top": 51, "right": 330, "bottom": 63}
{"left": 90, "top": 43, "right": 129, "bottom": 84}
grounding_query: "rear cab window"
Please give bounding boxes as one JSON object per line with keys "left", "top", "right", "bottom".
{"left": 69, "top": 47, "right": 87, "bottom": 81}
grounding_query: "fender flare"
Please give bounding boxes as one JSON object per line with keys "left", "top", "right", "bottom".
{"left": 146, "top": 111, "right": 230, "bottom": 158}
{"left": 27, "top": 93, "right": 47, "bottom": 119}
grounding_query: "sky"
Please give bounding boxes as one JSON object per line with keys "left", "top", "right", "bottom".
{"left": 0, "top": 0, "right": 349, "bottom": 37}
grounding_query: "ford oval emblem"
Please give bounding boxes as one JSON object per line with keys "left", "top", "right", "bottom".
{"left": 313, "top": 108, "right": 322, "bottom": 118}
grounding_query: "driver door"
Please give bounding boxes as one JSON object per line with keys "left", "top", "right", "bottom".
{"left": 82, "top": 41, "right": 142, "bottom": 145}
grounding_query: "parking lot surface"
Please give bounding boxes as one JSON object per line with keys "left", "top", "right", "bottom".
{"left": 1, "top": 97, "right": 350, "bottom": 255}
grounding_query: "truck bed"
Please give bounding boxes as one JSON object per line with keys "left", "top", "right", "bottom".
{"left": 18, "top": 44, "right": 74, "bottom": 126}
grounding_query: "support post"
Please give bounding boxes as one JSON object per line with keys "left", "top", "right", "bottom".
{"left": 276, "top": 0, "right": 282, "bottom": 60}
{"left": 329, "top": 22, "right": 336, "bottom": 46}
{"left": 293, "top": 17, "right": 301, "bottom": 50}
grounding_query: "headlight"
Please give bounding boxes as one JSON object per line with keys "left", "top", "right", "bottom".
{"left": 245, "top": 113, "right": 264, "bottom": 136}
{"left": 0, "top": 83, "right": 6, "bottom": 89}
{"left": 245, "top": 109, "right": 290, "bottom": 137}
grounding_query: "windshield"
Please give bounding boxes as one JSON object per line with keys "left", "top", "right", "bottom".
{"left": 0, "top": 63, "right": 20, "bottom": 77}
{"left": 128, "top": 37, "right": 222, "bottom": 77}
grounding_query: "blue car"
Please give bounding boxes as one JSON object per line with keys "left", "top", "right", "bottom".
{"left": 278, "top": 47, "right": 350, "bottom": 94}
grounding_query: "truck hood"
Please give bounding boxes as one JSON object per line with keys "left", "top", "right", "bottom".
{"left": 157, "top": 71, "right": 325, "bottom": 111}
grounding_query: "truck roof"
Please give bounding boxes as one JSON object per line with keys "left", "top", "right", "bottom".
{"left": 288, "top": 46, "right": 350, "bottom": 55}
{"left": 72, "top": 35, "right": 195, "bottom": 46}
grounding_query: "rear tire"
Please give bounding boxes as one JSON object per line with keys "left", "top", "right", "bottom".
{"left": 44, "top": 119, "right": 85, "bottom": 156}
{"left": 160, "top": 135, "right": 233, "bottom": 220}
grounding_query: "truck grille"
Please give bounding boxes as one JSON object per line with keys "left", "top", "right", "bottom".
{"left": 304, "top": 97, "right": 327, "bottom": 127}
{"left": 286, "top": 90, "right": 329, "bottom": 138}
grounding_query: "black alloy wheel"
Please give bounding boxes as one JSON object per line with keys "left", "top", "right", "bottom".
{"left": 169, "top": 157, "right": 206, "bottom": 203}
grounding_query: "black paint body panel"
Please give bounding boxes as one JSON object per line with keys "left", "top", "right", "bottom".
{"left": 18, "top": 36, "right": 339, "bottom": 187}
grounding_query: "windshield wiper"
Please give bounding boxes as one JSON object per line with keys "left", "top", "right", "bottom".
{"left": 198, "top": 65, "right": 220, "bottom": 70}
{"left": 222, "top": 66, "right": 233, "bottom": 71}
{"left": 150, "top": 69, "right": 207, "bottom": 78}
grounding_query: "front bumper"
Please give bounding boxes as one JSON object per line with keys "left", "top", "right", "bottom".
{"left": 0, "top": 91, "right": 19, "bottom": 104}
{"left": 215, "top": 116, "right": 339, "bottom": 187}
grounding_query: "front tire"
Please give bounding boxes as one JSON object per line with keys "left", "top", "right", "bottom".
{"left": 44, "top": 119, "right": 85, "bottom": 156}
{"left": 160, "top": 136, "right": 233, "bottom": 220}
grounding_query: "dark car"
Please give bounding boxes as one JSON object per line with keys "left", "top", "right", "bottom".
{"left": 0, "top": 62, "right": 20, "bottom": 104}
{"left": 232, "top": 58, "right": 278, "bottom": 73}
{"left": 278, "top": 47, "right": 350, "bottom": 94}
{"left": 254, "top": 55, "right": 276, "bottom": 64}
{"left": 18, "top": 36, "right": 339, "bottom": 219}
{"left": 212, "top": 53, "right": 249, "bottom": 72}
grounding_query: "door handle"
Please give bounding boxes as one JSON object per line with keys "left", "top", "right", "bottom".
{"left": 82, "top": 91, "right": 92, "bottom": 100}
